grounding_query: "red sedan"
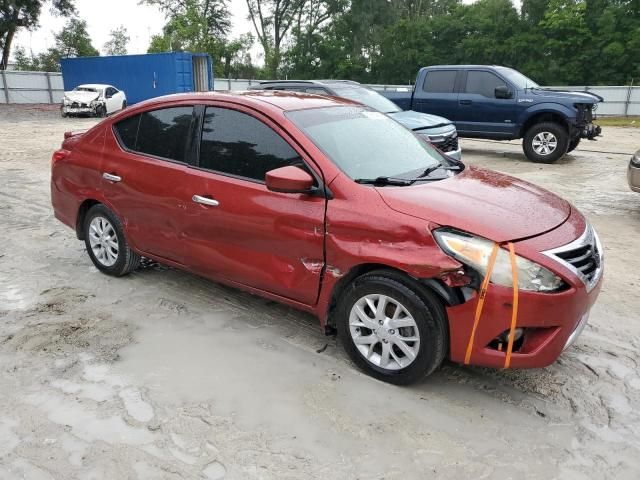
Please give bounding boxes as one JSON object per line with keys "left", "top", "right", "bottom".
{"left": 51, "top": 91, "right": 603, "bottom": 384}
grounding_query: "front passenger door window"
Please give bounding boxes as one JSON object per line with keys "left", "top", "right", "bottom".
{"left": 199, "top": 107, "right": 303, "bottom": 181}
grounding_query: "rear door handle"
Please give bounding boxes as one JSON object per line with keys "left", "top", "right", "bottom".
{"left": 192, "top": 195, "right": 219, "bottom": 207}
{"left": 102, "top": 172, "right": 122, "bottom": 182}
{"left": 459, "top": 100, "right": 472, "bottom": 105}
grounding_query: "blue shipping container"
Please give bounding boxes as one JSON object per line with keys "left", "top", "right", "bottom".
{"left": 61, "top": 52, "right": 214, "bottom": 104}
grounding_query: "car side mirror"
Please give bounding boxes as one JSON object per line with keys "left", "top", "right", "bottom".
{"left": 495, "top": 85, "right": 512, "bottom": 99}
{"left": 266, "top": 166, "right": 314, "bottom": 194}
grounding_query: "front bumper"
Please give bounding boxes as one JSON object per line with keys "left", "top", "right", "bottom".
{"left": 62, "top": 106, "right": 95, "bottom": 115}
{"left": 579, "top": 123, "right": 602, "bottom": 140}
{"left": 446, "top": 221, "right": 603, "bottom": 369}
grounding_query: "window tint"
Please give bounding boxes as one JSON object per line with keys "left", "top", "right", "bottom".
{"left": 199, "top": 107, "right": 302, "bottom": 181}
{"left": 305, "top": 87, "right": 328, "bottom": 94}
{"left": 423, "top": 70, "right": 457, "bottom": 93}
{"left": 135, "top": 107, "right": 194, "bottom": 162}
{"left": 113, "top": 114, "right": 140, "bottom": 150}
{"left": 465, "top": 71, "right": 507, "bottom": 98}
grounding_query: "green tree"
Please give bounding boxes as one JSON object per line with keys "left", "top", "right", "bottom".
{"left": 0, "top": 0, "right": 75, "bottom": 69}
{"left": 103, "top": 25, "right": 129, "bottom": 55}
{"left": 14, "top": 17, "right": 98, "bottom": 72}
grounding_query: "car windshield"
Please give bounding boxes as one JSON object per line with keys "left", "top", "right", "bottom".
{"left": 286, "top": 106, "right": 445, "bottom": 181}
{"left": 74, "top": 87, "right": 99, "bottom": 92}
{"left": 495, "top": 68, "right": 539, "bottom": 89}
{"left": 330, "top": 84, "right": 402, "bottom": 114}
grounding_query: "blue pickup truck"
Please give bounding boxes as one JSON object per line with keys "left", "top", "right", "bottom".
{"left": 382, "top": 65, "right": 602, "bottom": 163}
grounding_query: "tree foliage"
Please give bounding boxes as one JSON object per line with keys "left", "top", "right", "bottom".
{"left": 14, "top": 17, "right": 98, "bottom": 71}
{"left": 146, "top": 0, "right": 256, "bottom": 78}
{"left": 1, "top": 0, "right": 75, "bottom": 69}
{"left": 103, "top": 25, "right": 129, "bottom": 56}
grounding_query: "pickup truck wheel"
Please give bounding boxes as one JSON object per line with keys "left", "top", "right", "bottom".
{"left": 567, "top": 137, "right": 581, "bottom": 153}
{"left": 336, "top": 271, "right": 447, "bottom": 385}
{"left": 84, "top": 204, "right": 140, "bottom": 276}
{"left": 523, "top": 122, "right": 569, "bottom": 163}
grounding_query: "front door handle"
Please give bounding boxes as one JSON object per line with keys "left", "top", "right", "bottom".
{"left": 192, "top": 195, "right": 219, "bottom": 207}
{"left": 102, "top": 172, "right": 122, "bottom": 182}
{"left": 459, "top": 100, "right": 472, "bottom": 105}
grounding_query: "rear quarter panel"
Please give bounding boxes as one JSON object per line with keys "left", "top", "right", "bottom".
{"left": 51, "top": 126, "right": 106, "bottom": 230}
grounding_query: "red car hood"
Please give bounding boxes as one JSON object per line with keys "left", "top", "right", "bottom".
{"left": 376, "top": 166, "right": 571, "bottom": 243}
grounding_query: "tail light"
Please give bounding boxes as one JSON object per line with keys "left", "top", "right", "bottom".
{"left": 52, "top": 149, "right": 70, "bottom": 164}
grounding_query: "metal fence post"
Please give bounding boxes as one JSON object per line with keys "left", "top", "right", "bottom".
{"left": 1, "top": 69, "right": 9, "bottom": 104}
{"left": 624, "top": 79, "right": 634, "bottom": 117}
{"left": 227, "top": 76, "right": 231, "bottom": 90}
{"left": 45, "top": 72, "right": 54, "bottom": 104}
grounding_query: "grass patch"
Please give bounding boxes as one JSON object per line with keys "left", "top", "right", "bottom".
{"left": 596, "top": 116, "right": 640, "bottom": 127}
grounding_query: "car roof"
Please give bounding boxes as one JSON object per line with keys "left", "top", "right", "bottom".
{"left": 252, "top": 79, "right": 361, "bottom": 88}
{"left": 76, "top": 84, "right": 112, "bottom": 89}
{"left": 135, "top": 90, "right": 359, "bottom": 113}
{"left": 422, "top": 65, "right": 506, "bottom": 70}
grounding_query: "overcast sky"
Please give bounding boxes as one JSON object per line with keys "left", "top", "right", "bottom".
{"left": 13, "top": 0, "right": 257, "bottom": 59}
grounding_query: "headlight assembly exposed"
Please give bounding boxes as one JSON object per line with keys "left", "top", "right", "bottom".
{"left": 433, "top": 228, "right": 563, "bottom": 292}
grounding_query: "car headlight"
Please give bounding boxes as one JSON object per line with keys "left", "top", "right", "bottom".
{"left": 63, "top": 97, "right": 70, "bottom": 105}
{"left": 433, "top": 228, "right": 563, "bottom": 292}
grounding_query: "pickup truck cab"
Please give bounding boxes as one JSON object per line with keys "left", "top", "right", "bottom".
{"left": 250, "top": 80, "right": 461, "bottom": 160}
{"left": 382, "top": 65, "right": 602, "bottom": 163}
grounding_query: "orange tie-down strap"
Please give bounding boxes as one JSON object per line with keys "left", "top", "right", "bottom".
{"left": 464, "top": 242, "right": 520, "bottom": 368}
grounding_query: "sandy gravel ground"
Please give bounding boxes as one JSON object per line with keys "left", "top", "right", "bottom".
{"left": 0, "top": 104, "right": 639, "bottom": 479}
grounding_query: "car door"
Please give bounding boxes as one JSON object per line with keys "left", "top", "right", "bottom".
{"left": 181, "top": 104, "right": 326, "bottom": 305}
{"left": 415, "top": 69, "right": 459, "bottom": 120}
{"left": 101, "top": 105, "right": 196, "bottom": 263}
{"left": 455, "top": 70, "right": 517, "bottom": 138}
{"left": 105, "top": 87, "right": 121, "bottom": 113}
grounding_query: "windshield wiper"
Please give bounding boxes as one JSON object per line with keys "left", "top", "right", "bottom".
{"left": 354, "top": 176, "right": 414, "bottom": 186}
{"left": 419, "top": 163, "right": 461, "bottom": 177}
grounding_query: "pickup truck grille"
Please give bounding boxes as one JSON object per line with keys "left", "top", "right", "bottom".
{"left": 543, "top": 224, "right": 603, "bottom": 292}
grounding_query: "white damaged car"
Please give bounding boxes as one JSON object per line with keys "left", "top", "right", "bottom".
{"left": 61, "top": 84, "right": 127, "bottom": 118}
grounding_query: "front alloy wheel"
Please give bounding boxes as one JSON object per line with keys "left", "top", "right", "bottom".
{"left": 523, "top": 121, "right": 569, "bottom": 163}
{"left": 349, "top": 294, "right": 420, "bottom": 370}
{"left": 336, "top": 271, "right": 447, "bottom": 385}
{"left": 532, "top": 132, "right": 558, "bottom": 156}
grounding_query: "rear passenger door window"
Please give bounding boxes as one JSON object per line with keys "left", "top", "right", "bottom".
{"left": 113, "top": 106, "right": 194, "bottom": 163}
{"left": 465, "top": 71, "right": 507, "bottom": 98}
{"left": 198, "top": 107, "right": 302, "bottom": 182}
{"left": 423, "top": 70, "right": 457, "bottom": 93}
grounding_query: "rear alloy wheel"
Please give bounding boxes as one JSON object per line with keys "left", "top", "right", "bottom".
{"left": 122, "top": 100, "right": 127, "bottom": 110}
{"left": 84, "top": 204, "right": 140, "bottom": 276}
{"left": 523, "top": 122, "right": 569, "bottom": 163}
{"left": 336, "top": 271, "right": 447, "bottom": 385}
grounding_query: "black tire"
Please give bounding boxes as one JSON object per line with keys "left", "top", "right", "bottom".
{"left": 336, "top": 270, "right": 447, "bottom": 385}
{"left": 522, "top": 122, "right": 569, "bottom": 163}
{"left": 567, "top": 137, "right": 580, "bottom": 153}
{"left": 95, "top": 105, "right": 106, "bottom": 118}
{"left": 60, "top": 106, "right": 67, "bottom": 118}
{"left": 121, "top": 100, "right": 127, "bottom": 110}
{"left": 83, "top": 204, "right": 140, "bottom": 277}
